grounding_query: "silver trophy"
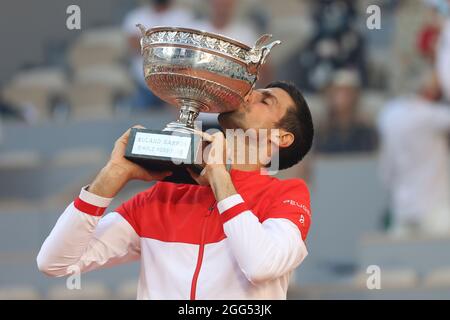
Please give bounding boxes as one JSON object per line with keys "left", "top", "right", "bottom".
{"left": 125, "top": 25, "right": 280, "bottom": 183}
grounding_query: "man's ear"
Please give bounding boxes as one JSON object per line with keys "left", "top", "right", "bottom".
{"left": 279, "top": 130, "right": 295, "bottom": 148}
{"left": 270, "top": 129, "right": 294, "bottom": 148}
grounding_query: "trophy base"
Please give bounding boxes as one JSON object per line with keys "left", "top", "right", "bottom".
{"left": 125, "top": 128, "right": 204, "bottom": 185}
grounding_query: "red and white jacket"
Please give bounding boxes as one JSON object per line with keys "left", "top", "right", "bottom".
{"left": 37, "top": 169, "right": 311, "bottom": 300}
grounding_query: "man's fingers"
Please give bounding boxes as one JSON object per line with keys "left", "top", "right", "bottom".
{"left": 187, "top": 167, "right": 209, "bottom": 186}
{"left": 193, "top": 130, "right": 214, "bottom": 142}
{"left": 193, "top": 130, "right": 226, "bottom": 146}
{"left": 186, "top": 167, "right": 200, "bottom": 183}
{"left": 124, "top": 125, "right": 146, "bottom": 138}
{"left": 212, "top": 131, "right": 225, "bottom": 139}
{"left": 126, "top": 124, "right": 146, "bottom": 139}
{"left": 117, "top": 128, "right": 131, "bottom": 142}
{"left": 116, "top": 125, "right": 146, "bottom": 145}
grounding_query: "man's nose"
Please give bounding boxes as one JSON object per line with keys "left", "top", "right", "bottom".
{"left": 244, "top": 91, "right": 253, "bottom": 104}
{"left": 244, "top": 90, "right": 260, "bottom": 104}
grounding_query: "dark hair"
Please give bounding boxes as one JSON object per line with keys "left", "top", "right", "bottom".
{"left": 265, "top": 81, "right": 314, "bottom": 170}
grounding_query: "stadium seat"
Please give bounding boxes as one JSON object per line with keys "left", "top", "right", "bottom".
{"left": 68, "top": 27, "right": 128, "bottom": 69}
{"left": 353, "top": 268, "right": 419, "bottom": 289}
{"left": 115, "top": 279, "right": 138, "bottom": 300}
{"left": 0, "top": 150, "right": 42, "bottom": 170}
{"left": 359, "top": 232, "right": 450, "bottom": 277}
{"left": 0, "top": 285, "right": 41, "bottom": 300}
{"left": 2, "top": 67, "right": 68, "bottom": 121}
{"left": 51, "top": 147, "right": 108, "bottom": 167}
{"left": 67, "top": 65, "right": 134, "bottom": 120}
{"left": 47, "top": 282, "right": 111, "bottom": 300}
{"left": 423, "top": 267, "right": 450, "bottom": 288}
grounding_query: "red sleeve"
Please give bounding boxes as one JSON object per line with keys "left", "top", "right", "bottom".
{"left": 114, "top": 184, "right": 158, "bottom": 236}
{"left": 262, "top": 179, "right": 312, "bottom": 241}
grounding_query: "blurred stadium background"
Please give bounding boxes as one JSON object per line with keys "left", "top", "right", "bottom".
{"left": 1, "top": 0, "right": 450, "bottom": 299}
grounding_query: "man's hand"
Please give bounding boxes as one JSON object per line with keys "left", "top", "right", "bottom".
{"left": 109, "top": 125, "right": 172, "bottom": 181}
{"left": 88, "top": 125, "right": 172, "bottom": 198}
{"left": 187, "top": 131, "right": 228, "bottom": 185}
{"left": 187, "top": 131, "right": 237, "bottom": 202}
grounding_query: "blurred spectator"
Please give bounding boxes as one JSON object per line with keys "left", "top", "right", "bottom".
{"left": 416, "top": 5, "right": 442, "bottom": 63}
{"left": 196, "top": 0, "right": 257, "bottom": 45}
{"left": 196, "top": 0, "right": 274, "bottom": 87}
{"left": 387, "top": 1, "right": 434, "bottom": 94}
{"left": 315, "top": 69, "right": 378, "bottom": 154}
{"left": 436, "top": 1, "right": 450, "bottom": 101}
{"left": 122, "top": 0, "right": 197, "bottom": 110}
{"left": 377, "top": 70, "right": 450, "bottom": 236}
{"left": 196, "top": 0, "right": 273, "bottom": 85}
{"left": 281, "top": 0, "right": 367, "bottom": 92}
{"left": 195, "top": 0, "right": 263, "bottom": 130}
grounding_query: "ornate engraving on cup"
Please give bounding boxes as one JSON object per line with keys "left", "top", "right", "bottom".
{"left": 137, "top": 25, "right": 281, "bottom": 130}
{"left": 145, "top": 29, "right": 257, "bottom": 65}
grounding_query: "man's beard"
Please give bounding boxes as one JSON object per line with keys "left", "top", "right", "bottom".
{"left": 218, "top": 108, "right": 247, "bottom": 130}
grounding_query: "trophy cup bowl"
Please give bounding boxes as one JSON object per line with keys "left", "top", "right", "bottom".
{"left": 125, "top": 25, "right": 281, "bottom": 184}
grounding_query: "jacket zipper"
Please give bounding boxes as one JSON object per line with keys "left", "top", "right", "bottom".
{"left": 190, "top": 201, "right": 216, "bottom": 300}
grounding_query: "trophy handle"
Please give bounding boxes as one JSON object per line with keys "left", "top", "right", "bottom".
{"left": 254, "top": 34, "right": 273, "bottom": 48}
{"left": 259, "top": 40, "right": 281, "bottom": 66}
{"left": 136, "top": 24, "right": 147, "bottom": 55}
{"left": 136, "top": 23, "right": 147, "bottom": 36}
{"left": 246, "top": 34, "right": 281, "bottom": 74}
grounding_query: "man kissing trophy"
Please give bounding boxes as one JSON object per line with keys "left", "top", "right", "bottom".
{"left": 37, "top": 24, "right": 315, "bottom": 301}
{"left": 125, "top": 24, "right": 280, "bottom": 184}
